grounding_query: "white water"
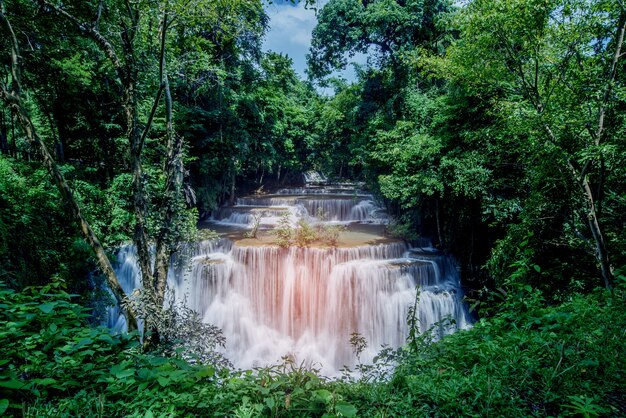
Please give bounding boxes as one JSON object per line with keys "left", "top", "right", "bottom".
{"left": 108, "top": 181, "right": 471, "bottom": 376}
{"left": 303, "top": 171, "right": 328, "bottom": 184}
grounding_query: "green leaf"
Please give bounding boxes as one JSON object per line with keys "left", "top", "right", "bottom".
{"left": 111, "top": 364, "right": 134, "bottom": 379}
{"left": 38, "top": 303, "right": 55, "bottom": 313}
{"left": 97, "top": 334, "right": 115, "bottom": 344}
{"left": 533, "top": 264, "right": 541, "bottom": 273}
{"left": 75, "top": 338, "right": 93, "bottom": 348}
{"left": 137, "top": 368, "right": 153, "bottom": 380}
{"left": 264, "top": 397, "right": 275, "bottom": 409}
{"left": 157, "top": 376, "right": 170, "bottom": 387}
{"left": 115, "top": 369, "right": 135, "bottom": 379}
{"left": 148, "top": 357, "right": 168, "bottom": 366}
{"left": 34, "top": 378, "right": 57, "bottom": 386}
{"left": 313, "top": 389, "right": 333, "bottom": 404}
{"left": 335, "top": 401, "right": 357, "bottom": 417}
{"left": 0, "top": 380, "right": 25, "bottom": 389}
{"left": 195, "top": 365, "right": 215, "bottom": 379}
{"left": 0, "top": 399, "right": 8, "bottom": 415}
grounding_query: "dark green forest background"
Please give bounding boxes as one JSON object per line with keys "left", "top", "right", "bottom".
{"left": 1, "top": 0, "right": 626, "bottom": 416}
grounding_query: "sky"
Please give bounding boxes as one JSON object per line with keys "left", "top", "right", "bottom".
{"left": 262, "top": 0, "right": 364, "bottom": 86}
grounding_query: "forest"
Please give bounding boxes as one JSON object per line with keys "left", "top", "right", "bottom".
{"left": 1, "top": 0, "right": 626, "bottom": 416}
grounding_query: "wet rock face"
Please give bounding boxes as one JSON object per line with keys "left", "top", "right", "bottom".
{"left": 109, "top": 181, "right": 472, "bottom": 376}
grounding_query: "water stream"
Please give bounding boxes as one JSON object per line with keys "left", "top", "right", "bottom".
{"left": 107, "top": 180, "right": 471, "bottom": 376}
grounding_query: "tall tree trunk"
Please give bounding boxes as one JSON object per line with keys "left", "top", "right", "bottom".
{"left": 575, "top": 9, "right": 626, "bottom": 289}
{"left": 36, "top": 0, "right": 197, "bottom": 338}
{"left": 33, "top": 0, "right": 159, "bottom": 320}
{"left": 40, "top": 0, "right": 158, "bottom": 296}
{"left": 45, "top": 111, "right": 63, "bottom": 162}
{"left": 544, "top": 122, "right": 615, "bottom": 290}
{"left": 537, "top": 5, "right": 626, "bottom": 291}
{"left": 153, "top": 10, "right": 184, "bottom": 307}
{"left": 229, "top": 163, "right": 236, "bottom": 206}
{"left": 435, "top": 197, "right": 444, "bottom": 249}
{"left": 0, "top": 108, "right": 7, "bottom": 154}
{"left": 118, "top": 7, "right": 154, "bottom": 293}
{"left": 11, "top": 108, "right": 16, "bottom": 157}
{"left": 580, "top": 177, "right": 612, "bottom": 289}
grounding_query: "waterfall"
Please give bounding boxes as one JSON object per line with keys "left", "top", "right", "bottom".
{"left": 108, "top": 181, "right": 471, "bottom": 376}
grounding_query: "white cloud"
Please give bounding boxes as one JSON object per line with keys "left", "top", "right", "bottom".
{"left": 263, "top": 2, "right": 317, "bottom": 79}
{"left": 262, "top": 0, "right": 363, "bottom": 86}
{"left": 266, "top": 3, "right": 316, "bottom": 47}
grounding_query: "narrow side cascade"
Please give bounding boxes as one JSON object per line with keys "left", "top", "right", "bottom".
{"left": 109, "top": 180, "right": 472, "bottom": 376}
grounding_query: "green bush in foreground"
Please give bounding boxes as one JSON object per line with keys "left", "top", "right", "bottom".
{"left": 1, "top": 279, "right": 625, "bottom": 417}
{"left": 335, "top": 286, "right": 626, "bottom": 417}
{"left": 0, "top": 281, "right": 353, "bottom": 417}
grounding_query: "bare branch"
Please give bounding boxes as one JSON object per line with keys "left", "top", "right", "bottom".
{"left": 94, "top": 0, "right": 104, "bottom": 30}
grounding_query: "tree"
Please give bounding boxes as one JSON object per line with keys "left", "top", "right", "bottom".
{"left": 435, "top": 0, "right": 625, "bottom": 288}
{"left": 308, "top": 0, "right": 453, "bottom": 79}
{"left": 1, "top": 0, "right": 269, "bottom": 340}
{"left": 0, "top": 0, "right": 137, "bottom": 327}
{"left": 30, "top": 0, "right": 265, "bottom": 341}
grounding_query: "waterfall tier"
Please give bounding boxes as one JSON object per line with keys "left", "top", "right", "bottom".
{"left": 109, "top": 181, "right": 471, "bottom": 376}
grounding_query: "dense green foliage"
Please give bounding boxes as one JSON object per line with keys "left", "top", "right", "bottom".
{"left": 2, "top": 279, "right": 625, "bottom": 416}
{"left": 341, "top": 286, "right": 626, "bottom": 417}
{"left": 2, "top": 0, "right": 626, "bottom": 415}
{"left": 308, "top": 0, "right": 626, "bottom": 298}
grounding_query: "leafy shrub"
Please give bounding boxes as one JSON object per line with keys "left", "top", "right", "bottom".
{"left": 0, "top": 280, "right": 360, "bottom": 417}
{"left": 243, "top": 213, "right": 262, "bottom": 239}
{"left": 123, "top": 289, "right": 229, "bottom": 367}
{"left": 294, "top": 219, "right": 317, "bottom": 247}
{"left": 274, "top": 213, "right": 293, "bottom": 248}
{"left": 317, "top": 223, "right": 347, "bottom": 247}
{"left": 273, "top": 210, "right": 347, "bottom": 248}
{"left": 0, "top": 158, "right": 80, "bottom": 288}
{"left": 335, "top": 287, "right": 626, "bottom": 417}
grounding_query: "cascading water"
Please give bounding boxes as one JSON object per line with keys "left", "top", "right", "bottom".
{"left": 109, "top": 179, "right": 471, "bottom": 376}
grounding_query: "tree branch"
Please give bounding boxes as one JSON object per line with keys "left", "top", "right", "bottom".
{"left": 38, "top": 0, "right": 126, "bottom": 84}
{"left": 580, "top": 9, "right": 626, "bottom": 181}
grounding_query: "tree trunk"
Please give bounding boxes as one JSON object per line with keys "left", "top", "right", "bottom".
{"left": 229, "top": 164, "right": 236, "bottom": 206}
{"left": 11, "top": 109, "right": 16, "bottom": 157}
{"left": 0, "top": 108, "right": 7, "bottom": 154}
{"left": 36, "top": 0, "right": 154, "bottom": 292}
{"left": 576, "top": 9, "right": 626, "bottom": 289}
{"left": 153, "top": 10, "right": 184, "bottom": 307}
{"left": 435, "top": 197, "right": 444, "bottom": 249}
{"left": 545, "top": 121, "right": 615, "bottom": 290}
{"left": 581, "top": 176, "right": 613, "bottom": 289}
{"left": 119, "top": 13, "right": 155, "bottom": 294}
{"left": 45, "top": 111, "right": 63, "bottom": 162}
